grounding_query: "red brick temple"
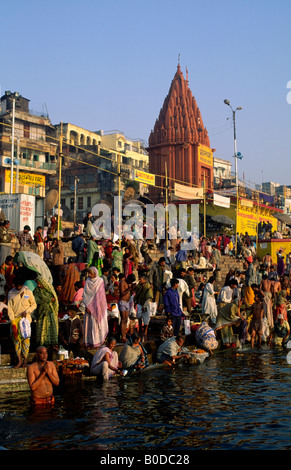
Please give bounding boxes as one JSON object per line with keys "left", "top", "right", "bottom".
{"left": 147, "top": 64, "right": 214, "bottom": 202}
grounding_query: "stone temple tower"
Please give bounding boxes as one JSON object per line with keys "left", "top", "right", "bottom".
{"left": 147, "top": 64, "right": 214, "bottom": 202}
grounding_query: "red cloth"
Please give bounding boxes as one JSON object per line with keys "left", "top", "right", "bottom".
{"left": 273, "top": 304, "right": 288, "bottom": 322}
{"left": 76, "top": 263, "right": 86, "bottom": 272}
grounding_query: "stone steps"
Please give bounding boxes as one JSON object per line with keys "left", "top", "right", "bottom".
{"left": 0, "top": 248, "right": 242, "bottom": 389}
{"left": 0, "top": 333, "right": 181, "bottom": 390}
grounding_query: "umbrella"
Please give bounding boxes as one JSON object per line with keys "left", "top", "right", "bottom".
{"left": 211, "top": 215, "right": 235, "bottom": 225}
{"left": 13, "top": 251, "right": 53, "bottom": 284}
{"left": 273, "top": 213, "right": 291, "bottom": 226}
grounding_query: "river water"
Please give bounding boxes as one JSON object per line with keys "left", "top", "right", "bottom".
{"left": 1, "top": 346, "right": 291, "bottom": 451}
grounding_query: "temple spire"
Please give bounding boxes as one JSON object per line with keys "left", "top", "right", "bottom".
{"left": 149, "top": 66, "right": 210, "bottom": 147}
{"left": 148, "top": 66, "right": 214, "bottom": 202}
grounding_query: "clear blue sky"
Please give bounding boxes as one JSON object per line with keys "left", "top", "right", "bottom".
{"left": 2, "top": 0, "right": 291, "bottom": 188}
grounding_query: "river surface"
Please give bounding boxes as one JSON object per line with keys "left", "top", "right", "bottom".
{"left": 1, "top": 346, "right": 291, "bottom": 451}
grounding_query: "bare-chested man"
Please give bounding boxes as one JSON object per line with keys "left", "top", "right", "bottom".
{"left": 27, "top": 346, "right": 59, "bottom": 406}
{"left": 263, "top": 253, "right": 273, "bottom": 273}
{"left": 271, "top": 279, "right": 281, "bottom": 298}
{"left": 260, "top": 274, "right": 272, "bottom": 300}
{"left": 250, "top": 292, "right": 264, "bottom": 348}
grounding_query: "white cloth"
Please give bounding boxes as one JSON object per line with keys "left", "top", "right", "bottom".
{"left": 166, "top": 277, "right": 189, "bottom": 310}
{"left": 218, "top": 286, "right": 233, "bottom": 304}
{"left": 83, "top": 267, "right": 104, "bottom": 306}
{"left": 90, "top": 346, "right": 119, "bottom": 379}
{"left": 198, "top": 256, "right": 207, "bottom": 268}
{"left": 201, "top": 282, "right": 217, "bottom": 320}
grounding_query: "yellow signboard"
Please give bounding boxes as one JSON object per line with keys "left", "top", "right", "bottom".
{"left": 198, "top": 145, "right": 213, "bottom": 167}
{"left": 206, "top": 201, "right": 279, "bottom": 238}
{"left": 134, "top": 169, "right": 155, "bottom": 186}
{"left": 5, "top": 170, "right": 46, "bottom": 187}
{"left": 237, "top": 208, "right": 277, "bottom": 236}
{"left": 257, "top": 239, "right": 291, "bottom": 262}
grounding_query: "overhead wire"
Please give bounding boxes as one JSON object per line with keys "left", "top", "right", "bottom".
{"left": 0, "top": 119, "right": 275, "bottom": 202}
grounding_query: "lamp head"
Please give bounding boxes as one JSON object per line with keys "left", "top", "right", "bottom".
{"left": 224, "top": 99, "right": 230, "bottom": 106}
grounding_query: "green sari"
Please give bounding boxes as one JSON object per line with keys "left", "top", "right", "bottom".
{"left": 86, "top": 239, "right": 99, "bottom": 265}
{"left": 87, "top": 240, "right": 103, "bottom": 275}
{"left": 33, "top": 277, "right": 59, "bottom": 347}
{"left": 112, "top": 249, "right": 123, "bottom": 272}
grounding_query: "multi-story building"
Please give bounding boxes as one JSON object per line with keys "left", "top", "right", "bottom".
{"left": 262, "top": 181, "right": 280, "bottom": 196}
{"left": 213, "top": 157, "right": 232, "bottom": 189}
{"left": 0, "top": 91, "right": 57, "bottom": 197}
{"left": 51, "top": 124, "right": 149, "bottom": 223}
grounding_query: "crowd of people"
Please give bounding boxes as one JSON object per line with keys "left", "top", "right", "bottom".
{"left": 0, "top": 214, "right": 291, "bottom": 404}
{"left": 200, "top": 247, "right": 291, "bottom": 350}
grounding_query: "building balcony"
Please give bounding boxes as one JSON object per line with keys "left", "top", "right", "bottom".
{"left": 0, "top": 155, "right": 57, "bottom": 174}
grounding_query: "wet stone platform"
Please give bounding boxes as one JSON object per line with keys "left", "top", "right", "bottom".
{"left": 0, "top": 315, "right": 201, "bottom": 391}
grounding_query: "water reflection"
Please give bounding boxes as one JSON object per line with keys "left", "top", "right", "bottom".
{"left": 1, "top": 347, "right": 291, "bottom": 450}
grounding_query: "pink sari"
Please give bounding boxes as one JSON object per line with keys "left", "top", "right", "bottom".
{"left": 83, "top": 267, "right": 108, "bottom": 347}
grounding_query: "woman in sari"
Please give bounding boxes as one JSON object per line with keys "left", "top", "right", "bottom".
{"left": 83, "top": 267, "right": 109, "bottom": 348}
{"left": 72, "top": 280, "right": 85, "bottom": 313}
{"left": 90, "top": 337, "right": 122, "bottom": 380}
{"left": 112, "top": 246, "right": 123, "bottom": 273}
{"left": 214, "top": 300, "right": 243, "bottom": 348}
{"left": 1, "top": 255, "right": 15, "bottom": 293}
{"left": 277, "top": 252, "right": 285, "bottom": 277}
{"left": 86, "top": 237, "right": 99, "bottom": 267}
{"left": 33, "top": 277, "right": 59, "bottom": 348}
{"left": 123, "top": 248, "right": 133, "bottom": 278}
{"left": 13, "top": 250, "right": 53, "bottom": 285}
{"left": 119, "top": 332, "right": 149, "bottom": 375}
{"left": 244, "top": 257, "right": 256, "bottom": 307}
{"left": 58, "top": 258, "right": 80, "bottom": 306}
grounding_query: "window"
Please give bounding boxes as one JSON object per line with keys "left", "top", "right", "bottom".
{"left": 70, "top": 198, "right": 74, "bottom": 210}
{"left": 78, "top": 197, "right": 83, "bottom": 210}
{"left": 87, "top": 196, "right": 91, "bottom": 208}
{"left": 85, "top": 174, "right": 94, "bottom": 183}
{"left": 66, "top": 175, "right": 75, "bottom": 185}
{"left": 24, "top": 123, "right": 30, "bottom": 138}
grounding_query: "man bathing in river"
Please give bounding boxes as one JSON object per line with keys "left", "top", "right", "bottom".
{"left": 250, "top": 292, "right": 264, "bottom": 348}
{"left": 27, "top": 346, "right": 60, "bottom": 406}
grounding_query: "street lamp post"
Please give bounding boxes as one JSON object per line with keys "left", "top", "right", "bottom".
{"left": 224, "top": 99, "right": 242, "bottom": 256}
{"left": 74, "top": 175, "right": 79, "bottom": 226}
{"left": 10, "top": 93, "right": 19, "bottom": 194}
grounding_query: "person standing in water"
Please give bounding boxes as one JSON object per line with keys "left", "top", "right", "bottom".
{"left": 27, "top": 346, "right": 59, "bottom": 406}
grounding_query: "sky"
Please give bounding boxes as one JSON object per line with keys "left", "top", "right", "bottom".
{"left": 1, "top": 0, "right": 291, "bottom": 189}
